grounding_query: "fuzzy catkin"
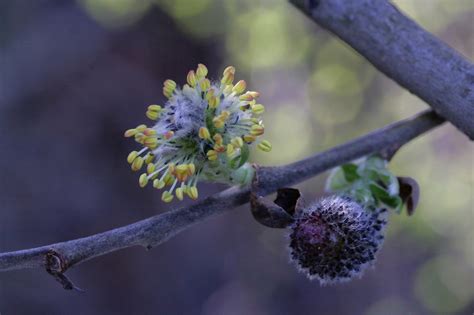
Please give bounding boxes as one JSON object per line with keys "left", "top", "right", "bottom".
{"left": 289, "top": 195, "right": 387, "bottom": 284}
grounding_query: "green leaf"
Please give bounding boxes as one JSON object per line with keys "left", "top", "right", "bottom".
{"left": 369, "top": 183, "right": 402, "bottom": 210}
{"left": 230, "top": 143, "right": 250, "bottom": 170}
{"left": 341, "top": 163, "right": 360, "bottom": 182}
{"left": 326, "top": 167, "right": 350, "bottom": 192}
{"left": 238, "top": 143, "right": 250, "bottom": 168}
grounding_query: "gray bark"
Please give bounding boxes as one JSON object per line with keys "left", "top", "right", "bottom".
{"left": 290, "top": 0, "right": 474, "bottom": 139}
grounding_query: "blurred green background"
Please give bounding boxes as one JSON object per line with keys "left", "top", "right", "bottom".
{"left": 0, "top": 0, "right": 472, "bottom": 314}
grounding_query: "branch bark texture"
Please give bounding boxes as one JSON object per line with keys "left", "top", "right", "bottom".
{"left": 290, "top": 0, "right": 474, "bottom": 139}
{"left": 0, "top": 111, "right": 444, "bottom": 274}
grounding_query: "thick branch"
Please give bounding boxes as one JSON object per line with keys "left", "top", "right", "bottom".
{"left": 290, "top": 0, "right": 474, "bottom": 139}
{"left": 0, "top": 110, "right": 444, "bottom": 274}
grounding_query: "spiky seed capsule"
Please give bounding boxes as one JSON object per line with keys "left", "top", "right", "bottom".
{"left": 289, "top": 195, "right": 387, "bottom": 285}
{"left": 124, "top": 64, "right": 271, "bottom": 202}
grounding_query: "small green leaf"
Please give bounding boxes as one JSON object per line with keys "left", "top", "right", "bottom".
{"left": 369, "top": 183, "right": 402, "bottom": 210}
{"left": 238, "top": 143, "right": 250, "bottom": 168}
{"left": 341, "top": 163, "right": 360, "bottom": 182}
{"left": 326, "top": 168, "right": 350, "bottom": 192}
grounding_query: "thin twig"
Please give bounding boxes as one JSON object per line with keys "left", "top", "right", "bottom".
{"left": 289, "top": 0, "right": 474, "bottom": 139}
{"left": 0, "top": 110, "right": 444, "bottom": 277}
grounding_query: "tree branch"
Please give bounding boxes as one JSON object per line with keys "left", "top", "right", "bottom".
{"left": 0, "top": 110, "right": 444, "bottom": 277}
{"left": 289, "top": 0, "right": 474, "bottom": 139}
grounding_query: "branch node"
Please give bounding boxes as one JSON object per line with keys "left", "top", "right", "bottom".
{"left": 45, "top": 250, "right": 83, "bottom": 292}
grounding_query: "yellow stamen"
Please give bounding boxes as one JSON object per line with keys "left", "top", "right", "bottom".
{"left": 243, "top": 135, "right": 256, "bottom": 143}
{"left": 187, "top": 70, "right": 197, "bottom": 87}
{"left": 208, "top": 96, "right": 220, "bottom": 109}
{"left": 143, "top": 128, "right": 157, "bottom": 136}
{"left": 148, "top": 104, "right": 162, "bottom": 112}
{"left": 164, "top": 131, "right": 174, "bottom": 140}
{"left": 188, "top": 186, "right": 198, "bottom": 200}
{"left": 196, "top": 63, "right": 208, "bottom": 78}
{"left": 131, "top": 157, "right": 144, "bottom": 171}
{"left": 144, "top": 137, "right": 158, "bottom": 148}
{"left": 145, "top": 153, "right": 154, "bottom": 164}
{"left": 251, "top": 104, "right": 265, "bottom": 115}
{"left": 161, "top": 191, "right": 174, "bottom": 203}
{"left": 223, "top": 84, "right": 233, "bottom": 96}
{"left": 226, "top": 144, "right": 235, "bottom": 157}
{"left": 207, "top": 150, "right": 218, "bottom": 161}
{"left": 124, "top": 129, "right": 137, "bottom": 138}
{"left": 187, "top": 163, "right": 196, "bottom": 175}
{"left": 257, "top": 140, "right": 272, "bottom": 152}
{"left": 139, "top": 173, "right": 149, "bottom": 188}
{"left": 239, "top": 92, "right": 254, "bottom": 101}
{"left": 213, "top": 133, "right": 223, "bottom": 145}
{"left": 175, "top": 187, "right": 184, "bottom": 201}
{"left": 214, "top": 144, "right": 226, "bottom": 153}
{"left": 213, "top": 117, "right": 225, "bottom": 128}
{"left": 232, "top": 80, "right": 246, "bottom": 94}
{"left": 127, "top": 151, "right": 138, "bottom": 164}
{"left": 231, "top": 137, "right": 243, "bottom": 148}
{"left": 198, "top": 127, "right": 211, "bottom": 140}
{"left": 147, "top": 163, "right": 156, "bottom": 174}
{"left": 200, "top": 78, "right": 210, "bottom": 91}
{"left": 250, "top": 125, "right": 264, "bottom": 136}
{"left": 136, "top": 124, "right": 147, "bottom": 132}
{"left": 153, "top": 179, "right": 165, "bottom": 189}
{"left": 223, "top": 66, "right": 235, "bottom": 75}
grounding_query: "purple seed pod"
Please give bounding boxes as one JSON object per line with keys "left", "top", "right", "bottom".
{"left": 289, "top": 195, "right": 387, "bottom": 284}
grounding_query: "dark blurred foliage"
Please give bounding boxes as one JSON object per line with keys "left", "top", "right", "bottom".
{"left": 0, "top": 1, "right": 473, "bottom": 314}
